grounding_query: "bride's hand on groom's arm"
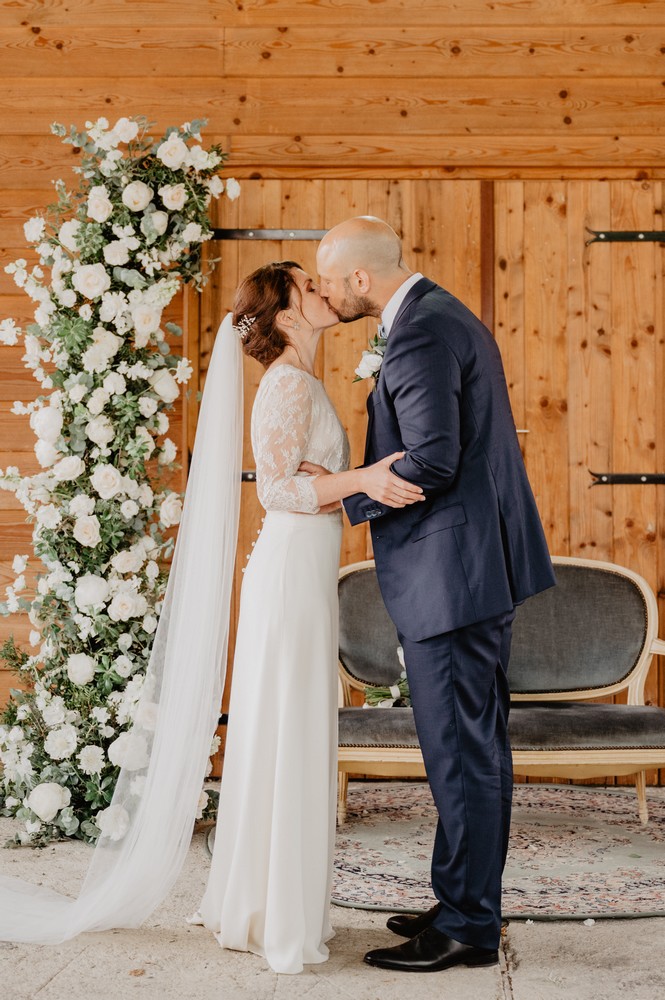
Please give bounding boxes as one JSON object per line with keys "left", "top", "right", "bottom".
{"left": 359, "top": 452, "right": 425, "bottom": 508}
{"left": 298, "top": 454, "right": 424, "bottom": 509}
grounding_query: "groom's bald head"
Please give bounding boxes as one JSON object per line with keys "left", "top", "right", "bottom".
{"left": 318, "top": 216, "right": 403, "bottom": 275}
{"left": 317, "top": 216, "right": 411, "bottom": 322}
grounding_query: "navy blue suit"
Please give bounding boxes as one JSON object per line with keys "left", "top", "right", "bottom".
{"left": 344, "top": 278, "right": 555, "bottom": 948}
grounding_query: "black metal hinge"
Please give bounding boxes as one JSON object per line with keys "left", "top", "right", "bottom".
{"left": 211, "top": 228, "right": 327, "bottom": 241}
{"left": 586, "top": 228, "right": 665, "bottom": 246}
{"left": 589, "top": 471, "right": 665, "bottom": 486}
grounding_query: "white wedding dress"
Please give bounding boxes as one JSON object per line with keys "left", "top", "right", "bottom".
{"left": 189, "top": 364, "right": 350, "bottom": 975}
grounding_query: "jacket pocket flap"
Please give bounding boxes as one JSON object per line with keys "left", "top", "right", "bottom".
{"left": 413, "top": 502, "right": 466, "bottom": 541}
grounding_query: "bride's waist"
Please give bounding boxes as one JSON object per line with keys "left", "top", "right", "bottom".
{"left": 262, "top": 509, "right": 342, "bottom": 527}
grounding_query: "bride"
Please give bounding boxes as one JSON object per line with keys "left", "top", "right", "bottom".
{"left": 0, "top": 261, "right": 422, "bottom": 974}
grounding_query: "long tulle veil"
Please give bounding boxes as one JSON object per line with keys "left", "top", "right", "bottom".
{"left": 0, "top": 313, "right": 242, "bottom": 942}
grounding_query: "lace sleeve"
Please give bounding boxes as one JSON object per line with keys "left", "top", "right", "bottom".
{"left": 252, "top": 368, "right": 320, "bottom": 514}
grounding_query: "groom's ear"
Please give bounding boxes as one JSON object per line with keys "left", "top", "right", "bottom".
{"left": 352, "top": 269, "right": 371, "bottom": 294}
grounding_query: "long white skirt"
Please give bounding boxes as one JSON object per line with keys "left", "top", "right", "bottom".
{"left": 191, "top": 510, "right": 342, "bottom": 975}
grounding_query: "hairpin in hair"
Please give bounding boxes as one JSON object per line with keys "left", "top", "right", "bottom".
{"left": 234, "top": 315, "right": 256, "bottom": 340}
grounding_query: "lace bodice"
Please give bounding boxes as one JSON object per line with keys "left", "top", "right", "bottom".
{"left": 251, "top": 365, "right": 350, "bottom": 514}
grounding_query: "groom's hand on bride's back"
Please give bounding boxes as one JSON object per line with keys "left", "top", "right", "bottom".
{"left": 361, "top": 453, "right": 425, "bottom": 508}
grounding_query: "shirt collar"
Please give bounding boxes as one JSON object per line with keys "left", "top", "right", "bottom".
{"left": 381, "top": 272, "right": 424, "bottom": 336}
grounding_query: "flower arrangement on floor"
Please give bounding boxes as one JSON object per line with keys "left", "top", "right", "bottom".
{"left": 0, "top": 116, "right": 239, "bottom": 846}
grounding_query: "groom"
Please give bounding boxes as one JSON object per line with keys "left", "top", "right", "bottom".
{"left": 317, "top": 217, "right": 556, "bottom": 973}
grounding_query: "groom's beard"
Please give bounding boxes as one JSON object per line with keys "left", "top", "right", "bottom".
{"left": 331, "top": 281, "right": 381, "bottom": 323}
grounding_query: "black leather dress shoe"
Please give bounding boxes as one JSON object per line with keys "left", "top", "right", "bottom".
{"left": 364, "top": 925, "right": 499, "bottom": 973}
{"left": 386, "top": 901, "right": 442, "bottom": 938}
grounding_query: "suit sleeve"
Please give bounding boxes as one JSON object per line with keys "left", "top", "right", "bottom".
{"left": 384, "top": 321, "right": 462, "bottom": 493}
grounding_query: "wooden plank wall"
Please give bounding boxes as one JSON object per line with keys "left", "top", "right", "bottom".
{"left": 1, "top": 1, "right": 665, "bottom": 787}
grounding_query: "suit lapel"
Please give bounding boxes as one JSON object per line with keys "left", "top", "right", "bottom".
{"left": 374, "top": 277, "right": 437, "bottom": 393}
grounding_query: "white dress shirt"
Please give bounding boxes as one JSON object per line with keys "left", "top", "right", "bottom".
{"left": 380, "top": 272, "right": 424, "bottom": 336}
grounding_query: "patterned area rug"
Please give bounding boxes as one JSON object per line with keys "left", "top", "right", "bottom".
{"left": 332, "top": 782, "right": 665, "bottom": 919}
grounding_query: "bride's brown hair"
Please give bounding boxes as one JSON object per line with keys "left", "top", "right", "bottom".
{"left": 233, "top": 260, "right": 303, "bottom": 368}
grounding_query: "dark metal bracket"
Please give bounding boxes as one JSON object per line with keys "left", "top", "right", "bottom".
{"left": 241, "top": 470, "right": 256, "bottom": 482}
{"left": 585, "top": 228, "right": 665, "bottom": 246}
{"left": 211, "top": 228, "right": 327, "bottom": 241}
{"left": 589, "top": 470, "right": 665, "bottom": 486}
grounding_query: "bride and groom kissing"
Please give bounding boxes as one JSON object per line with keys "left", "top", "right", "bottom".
{"left": 0, "top": 216, "right": 555, "bottom": 978}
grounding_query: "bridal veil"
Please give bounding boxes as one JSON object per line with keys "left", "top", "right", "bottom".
{"left": 0, "top": 313, "right": 242, "bottom": 942}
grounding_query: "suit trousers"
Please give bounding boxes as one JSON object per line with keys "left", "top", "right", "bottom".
{"left": 398, "top": 606, "right": 516, "bottom": 950}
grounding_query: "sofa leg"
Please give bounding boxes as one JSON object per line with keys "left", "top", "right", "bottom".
{"left": 337, "top": 771, "right": 348, "bottom": 826}
{"left": 635, "top": 771, "right": 648, "bottom": 825}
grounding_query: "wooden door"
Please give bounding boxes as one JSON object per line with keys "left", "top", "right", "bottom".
{"left": 494, "top": 179, "right": 665, "bottom": 783}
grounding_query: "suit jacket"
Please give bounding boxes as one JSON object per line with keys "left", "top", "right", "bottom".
{"left": 343, "top": 277, "right": 556, "bottom": 642}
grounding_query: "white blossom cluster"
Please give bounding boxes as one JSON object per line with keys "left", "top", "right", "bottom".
{"left": 0, "top": 116, "right": 238, "bottom": 845}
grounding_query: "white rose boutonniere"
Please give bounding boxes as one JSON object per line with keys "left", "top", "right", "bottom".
{"left": 354, "top": 328, "right": 387, "bottom": 386}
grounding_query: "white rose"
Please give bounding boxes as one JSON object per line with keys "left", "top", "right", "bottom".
{"left": 225, "top": 177, "right": 241, "bottom": 201}
{"left": 72, "top": 263, "right": 111, "bottom": 300}
{"left": 355, "top": 351, "right": 383, "bottom": 380}
{"left": 112, "top": 116, "right": 139, "bottom": 143}
{"left": 138, "top": 484, "right": 154, "bottom": 507}
{"left": 158, "top": 438, "right": 177, "bottom": 465}
{"left": 131, "top": 303, "right": 162, "bottom": 347}
{"left": 181, "top": 222, "right": 203, "bottom": 243}
{"left": 107, "top": 590, "right": 140, "bottom": 622}
{"left": 142, "top": 614, "right": 158, "bottom": 635}
{"left": 121, "top": 499, "right": 140, "bottom": 520}
{"left": 66, "top": 652, "right": 96, "bottom": 685}
{"left": 73, "top": 514, "right": 101, "bottom": 548}
{"left": 85, "top": 414, "right": 115, "bottom": 448}
{"left": 90, "top": 463, "right": 123, "bottom": 499}
{"left": 58, "top": 219, "right": 81, "bottom": 252}
{"left": 87, "top": 386, "right": 110, "bottom": 415}
{"left": 34, "top": 439, "right": 60, "bottom": 467}
{"left": 103, "top": 371, "right": 126, "bottom": 395}
{"left": 96, "top": 804, "right": 130, "bottom": 841}
{"left": 206, "top": 175, "right": 224, "bottom": 199}
{"left": 52, "top": 455, "right": 85, "bottom": 482}
{"left": 149, "top": 210, "right": 169, "bottom": 235}
{"left": 158, "top": 183, "right": 187, "bottom": 211}
{"left": 74, "top": 573, "right": 109, "bottom": 610}
{"left": 36, "top": 503, "right": 62, "bottom": 529}
{"left": 159, "top": 493, "right": 182, "bottom": 528}
{"left": 108, "top": 731, "right": 149, "bottom": 771}
{"left": 87, "top": 184, "right": 114, "bottom": 223}
{"left": 27, "top": 782, "right": 71, "bottom": 822}
{"left": 111, "top": 549, "right": 144, "bottom": 574}
{"left": 78, "top": 745, "right": 105, "bottom": 775}
{"left": 31, "top": 406, "right": 63, "bottom": 443}
{"left": 138, "top": 395, "right": 158, "bottom": 418}
{"left": 149, "top": 368, "right": 180, "bottom": 403}
{"left": 145, "top": 560, "right": 159, "bottom": 581}
{"left": 103, "top": 240, "right": 130, "bottom": 266}
{"left": 68, "top": 383, "right": 88, "bottom": 404}
{"left": 69, "top": 493, "right": 95, "bottom": 517}
{"left": 44, "top": 724, "right": 78, "bottom": 761}
{"left": 156, "top": 134, "right": 188, "bottom": 170}
{"left": 113, "top": 655, "right": 134, "bottom": 678}
{"left": 121, "top": 180, "right": 153, "bottom": 213}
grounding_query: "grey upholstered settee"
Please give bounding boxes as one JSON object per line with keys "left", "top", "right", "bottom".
{"left": 338, "top": 556, "right": 665, "bottom": 824}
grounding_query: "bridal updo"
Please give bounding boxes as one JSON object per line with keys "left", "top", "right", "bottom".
{"left": 233, "top": 260, "right": 302, "bottom": 368}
